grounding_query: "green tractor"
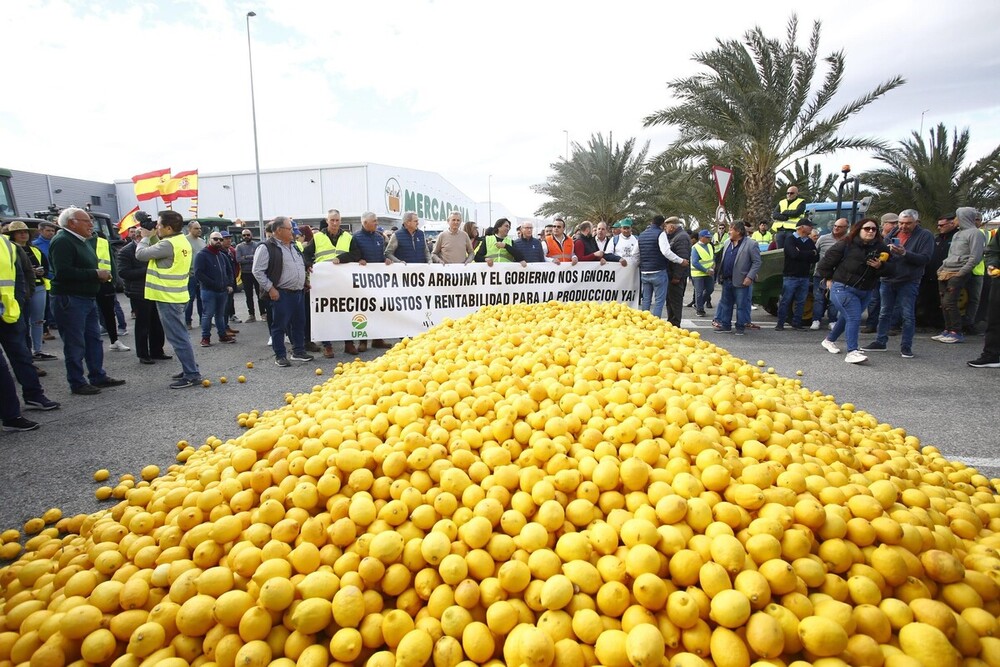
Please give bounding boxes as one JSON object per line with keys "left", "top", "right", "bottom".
{"left": 0, "top": 168, "right": 47, "bottom": 230}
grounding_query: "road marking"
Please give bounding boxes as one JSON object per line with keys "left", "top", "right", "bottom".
{"left": 950, "top": 456, "right": 1000, "bottom": 470}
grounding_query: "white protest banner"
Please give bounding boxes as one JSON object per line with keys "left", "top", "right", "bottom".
{"left": 310, "top": 261, "right": 640, "bottom": 342}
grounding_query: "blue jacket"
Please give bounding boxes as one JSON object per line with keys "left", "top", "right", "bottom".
{"left": 512, "top": 237, "right": 547, "bottom": 263}
{"left": 638, "top": 225, "right": 668, "bottom": 272}
{"left": 391, "top": 228, "right": 428, "bottom": 263}
{"left": 882, "top": 226, "right": 934, "bottom": 284}
{"left": 355, "top": 229, "right": 386, "bottom": 263}
{"left": 194, "top": 247, "right": 234, "bottom": 293}
{"left": 32, "top": 235, "right": 53, "bottom": 278}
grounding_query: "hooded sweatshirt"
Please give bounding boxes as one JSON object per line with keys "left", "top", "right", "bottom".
{"left": 940, "top": 207, "right": 986, "bottom": 276}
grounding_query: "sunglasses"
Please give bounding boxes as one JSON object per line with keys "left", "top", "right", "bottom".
{"left": 861, "top": 226, "right": 877, "bottom": 232}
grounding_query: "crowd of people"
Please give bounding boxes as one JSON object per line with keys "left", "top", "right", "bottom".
{"left": 1, "top": 199, "right": 996, "bottom": 432}
{"left": 759, "top": 205, "right": 996, "bottom": 366}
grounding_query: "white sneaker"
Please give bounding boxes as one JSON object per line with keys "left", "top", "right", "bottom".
{"left": 267, "top": 336, "right": 272, "bottom": 346}
{"left": 845, "top": 350, "right": 868, "bottom": 364}
{"left": 828, "top": 322, "right": 836, "bottom": 330}
{"left": 821, "top": 339, "right": 841, "bottom": 354}
{"left": 810, "top": 321, "right": 820, "bottom": 330}
{"left": 110, "top": 340, "right": 131, "bottom": 351}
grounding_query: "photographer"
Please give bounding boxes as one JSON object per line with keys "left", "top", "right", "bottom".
{"left": 117, "top": 225, "right": 169, "bottom": 364}
{"left": 135, "top": 211, "right": 203, "bottom": 388}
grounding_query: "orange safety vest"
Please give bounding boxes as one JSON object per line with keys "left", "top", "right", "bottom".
{"left": 545, "top": 235, "right": 574, "bottom": 263}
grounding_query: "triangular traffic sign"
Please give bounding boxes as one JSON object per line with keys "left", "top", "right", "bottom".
{"left": 711, "top": 166, "right": 733, "bottom": 205}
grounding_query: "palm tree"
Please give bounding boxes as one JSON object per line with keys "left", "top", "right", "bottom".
{"left": 533, "top": 132, "right": 650, "bottom": 223}
{"left": 776, "top": 159, "right": 838, "bottom": 203}
{"left": 862, "top": 123, "right": 1000, "bottom": 222}
{"left": 644, "top": 15, "right": 904, "bottom": 225}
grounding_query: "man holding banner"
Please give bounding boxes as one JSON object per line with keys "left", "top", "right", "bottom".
{"left": 354, "top": 212, "right": 393, "bottom": 351}
{"left": 303, "top": 209, "right": 362, "bottom": 356}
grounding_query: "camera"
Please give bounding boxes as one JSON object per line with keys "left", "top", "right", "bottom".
{"left": 135, "top": 211, "right": 156, "bottom": 231}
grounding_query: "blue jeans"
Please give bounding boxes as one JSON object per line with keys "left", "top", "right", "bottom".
{"left": 640, "top": 271, "right": 668, "bottom": 318}
{"left": 692, "top": 276, "right": 714, "bottom": 312}
{"left": 865, "top": 285, "right": 881, "bottom": 329}
{"left": 51, "top": 294, "right": 108, "bottom": 390}
{"left": 114, "top": 296, "right": 127, "bottom": 331}
{"left": 268, "top": 289, "right": 306, "bottom": 359}
{"left": 28, "top": 288, "right": 47, "bottom": 353}
{"left": 811, "top": 276, "right": 836, "bottom": 324}
{"left": 0, "top": 312, "right": 46, "bottom": 403}
{"left": 716, "top": 282, "right": 751, "bottom": 331}
{"left": 184, "top": 277, "right": 202, "bottom": 325}
{"left": 200, "top": 289, "right": 229, "bottom": 339}
{"left": 828, "top": 283, "right": 873, "bottom": 352}
{"left": 157, "top": 301, "right": 201, "bottom": 380}
{"left": 876, "top": 280, "right": 919, "bottom": 349}
{"left": 777, "top": 276, "right": 810, "bottom": 327}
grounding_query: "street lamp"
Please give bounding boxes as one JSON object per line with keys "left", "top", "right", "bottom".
{"left": 246, "top": 11, "right": 264, "bottom": 237}
{"left": 563, "top": 130, "right": 569, "bottom": 161}
{"left": 920, "top": 109, "right": 930, "bottom": 138}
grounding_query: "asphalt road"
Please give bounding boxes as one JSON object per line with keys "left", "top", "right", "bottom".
{"left": 0, "top": 300, "right": 996, "bottom": 536}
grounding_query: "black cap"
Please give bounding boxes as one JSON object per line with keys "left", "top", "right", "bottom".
{"left": 941, "top": 212, "right": 956, "bottom": 220}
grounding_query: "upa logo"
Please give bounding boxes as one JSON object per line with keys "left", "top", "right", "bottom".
{"left": 351, "top": 314, "right": 369, "bottom": 339}
{"left": 384, "top": 178, "right": 401, "bottom": 214}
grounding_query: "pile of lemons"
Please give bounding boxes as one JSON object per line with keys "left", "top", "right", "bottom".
{"left": 2, "top": 301, "right": 999, "bottom": 667}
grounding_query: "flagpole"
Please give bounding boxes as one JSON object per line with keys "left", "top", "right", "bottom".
{"left": 247, "top": 11, "right": 265, "bottom": 238}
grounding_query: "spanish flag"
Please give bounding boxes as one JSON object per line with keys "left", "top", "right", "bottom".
{"left": 160, "top": 169, "right": 199, "bottom": 202}
{"left": 132, "top": 168, "right": 170, "bottom": 201}
{"left": 118, "top": 206, "right": 141, "bottom": 237}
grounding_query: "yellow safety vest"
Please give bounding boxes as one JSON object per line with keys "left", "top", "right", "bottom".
{"left": 145, "top": 235, "right": 193, "bottom": 303}
{"left": 690, "top": 242, "right": 716, "bottom": 277}
{"left": 0, "top": 236, "right": 21, "bottom": 324}
{"left": 95, "top": 236, "right": 112, "bottom": 272}
{"left": 751, "top": 230, "right": 773, "bottom": 244}
{"left": 485, "top": 235, "right": 515, "bottom": 262}
{"left": 28, "top": 245, "right": 50, "bottom": 290}
{"left": 313, "top": 231, "right": 353, "bottom": 263}
{"left": 973, "top": 228, "right": 990, "bottom": 276}
{"left": 776, "top": 198, "right": 806, "bottom": 231}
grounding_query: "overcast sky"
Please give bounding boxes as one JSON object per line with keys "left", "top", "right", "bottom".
{"left": 4, "top": 0, "right": 999, "bottom": 219}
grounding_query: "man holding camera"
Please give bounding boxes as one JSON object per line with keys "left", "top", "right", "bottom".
{"left": 48, "top": 207, "right": 126, "bottom": 395}
{"left": 135, "top": 211, "right": 203, "bottom": 388}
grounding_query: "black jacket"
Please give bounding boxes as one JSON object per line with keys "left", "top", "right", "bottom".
{"left": 782, "top": 234, "right": 818, "bottom": 277}
{"left": 117, "top": 241, "right": 147, "bottom": 298}
{"left": 816, "top": 236, "right": 889, "bottom": 291}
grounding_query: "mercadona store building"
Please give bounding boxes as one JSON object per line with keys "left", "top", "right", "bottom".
{"left": 113, "top": 163, "right": 510, "bottom": 234}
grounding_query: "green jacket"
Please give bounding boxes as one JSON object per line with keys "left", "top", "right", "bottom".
{"left": 49, "top": 229, "right": 102, "bottom": 297}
